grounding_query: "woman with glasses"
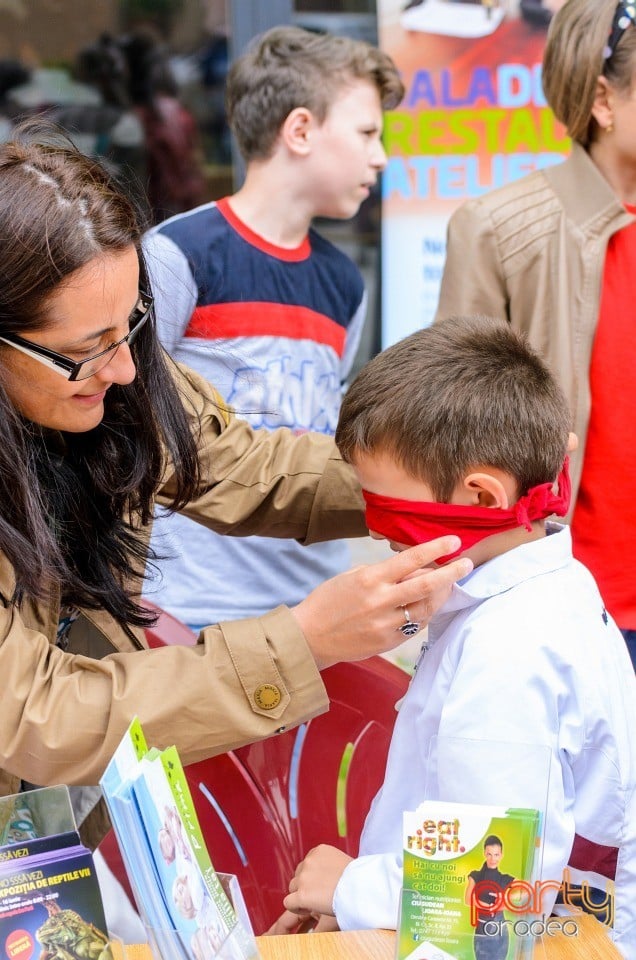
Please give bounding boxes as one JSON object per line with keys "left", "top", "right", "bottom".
{"left": 435, "top": 0, "right": 636, "bottom": 670}
{"left": 0, "top": 125, "right": 470, "bottom": 854}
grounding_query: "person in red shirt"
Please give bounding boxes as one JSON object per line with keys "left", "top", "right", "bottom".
{"left": 435, "top": 0, "right": 636, "bottom": 668}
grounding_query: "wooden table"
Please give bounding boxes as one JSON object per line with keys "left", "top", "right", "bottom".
{"left": 254, "top": 913, "right": 623, "bottom": 960}
{"left": 255, "top": 929, "right": 393, "bottom": 960}
{"left": 123, "top": 911, "right": 622, "bottom": 960}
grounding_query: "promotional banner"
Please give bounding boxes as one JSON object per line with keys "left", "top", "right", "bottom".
{"left": 378, "top": 0, "right": 570, "bottom": 345}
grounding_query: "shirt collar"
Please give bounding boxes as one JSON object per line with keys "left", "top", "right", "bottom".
{"left": 432, "top": 522, "right": 572, "bottom": 621}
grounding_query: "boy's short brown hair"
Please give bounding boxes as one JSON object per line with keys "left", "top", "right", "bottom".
{"left": 335, "top": 316, "right": 571, "bottom": 501}
{"left": 226, "top": 25, "right": 404, "bottom": 163}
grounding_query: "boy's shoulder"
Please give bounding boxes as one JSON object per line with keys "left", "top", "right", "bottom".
{"left": 307, "top": 225, "right": 364, "bottom": 275}
{"left": 151, "top": 199, "right": 223, "bottom": 248}
{"left": 452, "top": 528, "right": 605, "bottom": 643}
{"left": 450, "top": 548, "right": 627, "bottom": 693}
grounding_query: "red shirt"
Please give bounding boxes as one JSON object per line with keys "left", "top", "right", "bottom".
{"left": 571, "top": 206, "right": 636, "bottom": 627}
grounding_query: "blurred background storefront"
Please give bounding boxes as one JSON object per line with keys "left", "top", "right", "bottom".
{"left": 0, "top": 0, "right": 563, "bottom": 368}
{"left": 0, "top": 0, "right": 382, "bottom": 374}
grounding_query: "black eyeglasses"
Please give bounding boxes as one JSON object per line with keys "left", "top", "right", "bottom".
{"left": 0, "top": 291, "right": 153, "bottom": 382}
{"left": 604, "top": 0, "right": 636, "bottom": 63}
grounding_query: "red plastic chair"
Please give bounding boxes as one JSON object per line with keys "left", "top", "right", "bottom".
{"left": 99, "top": 605, "right": 410, "bottom": 934}
{"left": 142, "top": 601, "right": 197, "bottom": 649}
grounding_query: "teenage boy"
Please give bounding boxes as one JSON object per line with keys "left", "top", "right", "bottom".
{"left": 272, "top": 317, "right": 636, "bottom": 957}
{"left": 142, "top": 27, "right": 404, "bottom": 629}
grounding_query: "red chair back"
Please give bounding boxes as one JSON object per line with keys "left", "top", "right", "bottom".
{"left": 142, "top": 601, "right": 197, "bottom": 648}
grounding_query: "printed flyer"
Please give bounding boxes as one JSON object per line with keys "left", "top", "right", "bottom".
{"left": 101, "top": 718, "right": 259, "bottom": 960}
{"left": 397, "top": 800, "right": 541, "bottom": 960}
{"left": 0, "top": 789, "right": 111, "bottom": 960}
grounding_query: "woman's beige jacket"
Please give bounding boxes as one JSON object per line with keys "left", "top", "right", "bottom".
{"left": 435, "top": 142, "right": 634, "bottom": 520}
{"left": 0, "top": 364, "right": 366, "bottom": 843}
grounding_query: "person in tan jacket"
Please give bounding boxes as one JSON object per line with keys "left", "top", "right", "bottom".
{"left": 0, "top": 125, "right": 472, "bottom": 850}
{"left": 435, "top": 0, "right": 636, "bottom": 668}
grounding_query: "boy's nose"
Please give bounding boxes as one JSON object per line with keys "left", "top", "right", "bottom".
{"left": 373, "top": 140, "right": 388, "bottom": 170}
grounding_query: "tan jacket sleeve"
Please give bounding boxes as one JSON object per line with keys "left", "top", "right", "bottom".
{"left": 0, "top": 365, "right": 368, "bottom": 788}
{"left": 0, "top": 601, "right": 328, "bottom": 787}
{"left": 157, "top": 363, "right": 367, "bottom": 544}
{"left": 434, "top": 201, "right": 510, "bottom": 325}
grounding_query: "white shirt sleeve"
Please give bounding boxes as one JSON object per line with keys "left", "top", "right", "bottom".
{"left": 333, "top": 610, "right": 579, "bottom": 931}
{"left": 334, "top": 851, "right": 403, "bottom": 931}
{"left": 143, "top": 229, "right": 198, "bottom": 354}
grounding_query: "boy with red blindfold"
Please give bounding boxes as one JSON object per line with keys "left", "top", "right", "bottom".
{"left": 271, "top": 316, "right": 636, "bottom": 957}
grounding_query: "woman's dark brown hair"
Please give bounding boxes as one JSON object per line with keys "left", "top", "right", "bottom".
{"left": 0, "top": 123, "right": 200, "bottom": 626}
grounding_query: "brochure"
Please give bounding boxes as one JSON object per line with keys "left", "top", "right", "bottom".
{"left": 397, "top": 801, "right": 542, "bottom": 960}
{"left": 101, "top": 722, "right": 181, "bottom": 960}
{"left": 100, "top": 718, "right": 258, "bottom": 960}
{"left": 0, "top": 788, "right": 111, "bottom": 960}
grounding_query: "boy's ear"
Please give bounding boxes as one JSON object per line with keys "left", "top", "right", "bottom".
{"left": 460, "top": 471, "right": 511, "bottom": 510}
{"left": 281, "top": 107, "right": 315, "bottom": 156}
{"left": 590, "top": 76, "right": 614, "bottom": 133}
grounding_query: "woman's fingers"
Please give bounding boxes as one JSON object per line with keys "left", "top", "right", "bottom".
{"left": 292, "top": 537, "right": 472, "bottom": 668}
{"left": 388, "top": 552, "right": 473, "bottom": 622}
{"left": 369, "top": 535, "right": 463, "bottom": 581}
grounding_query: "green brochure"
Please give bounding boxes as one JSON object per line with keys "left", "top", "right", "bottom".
{"left": 397, "top": 800, "right": 542, "bottom": 960}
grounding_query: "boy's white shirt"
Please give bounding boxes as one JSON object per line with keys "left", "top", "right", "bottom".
{"left": 333, "top": 524, "right": 636, "bottom": 957}
{"left": 142, "top": 229, "right": 198, "bottom": 353}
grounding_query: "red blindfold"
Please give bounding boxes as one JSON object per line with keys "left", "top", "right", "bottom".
{"left": 363, "top": 459, "right": 571, "bottom": 564}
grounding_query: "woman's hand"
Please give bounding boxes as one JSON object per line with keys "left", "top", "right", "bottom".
{"left": 292, "top": 536, "right": 472, "bottom": 669}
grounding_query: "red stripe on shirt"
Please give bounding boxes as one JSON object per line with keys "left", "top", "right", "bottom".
{"left": 216, "top": 197, "right": 311, "bottom": 261}
{"left": 184, "top": 301, "right": 346, "bottom": 357}
{"left": 569, "top": 834, "right": 618, "bottom": 881}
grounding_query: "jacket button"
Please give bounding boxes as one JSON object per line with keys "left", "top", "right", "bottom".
{"left": 254, "top": 683, "right": 282, "bottom": 710}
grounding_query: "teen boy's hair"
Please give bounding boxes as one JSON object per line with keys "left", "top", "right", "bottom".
{"left": 336, "top": 316, "right": 571, "bottom": 502}
{"left": 226, "top": 25, "right": 404, "bottom": 163}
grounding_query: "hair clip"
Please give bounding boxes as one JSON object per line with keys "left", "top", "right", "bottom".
{"left": 604, "top": 0, "right": 636, "bottom": 60}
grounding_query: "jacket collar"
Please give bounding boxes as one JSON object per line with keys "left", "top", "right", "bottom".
{"left": 0, "top": 552, "right": 16, "bottom": 609}
{"left": 544, "top": 142, "right": 634, "bottom": 234}
{"left": 0, "top": 549, "right": 144, "bottom": 651}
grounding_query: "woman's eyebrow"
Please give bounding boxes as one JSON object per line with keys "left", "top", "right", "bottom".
{"left": 58, "top": 299, "right": 140, "bottom": 348}
{"left": 64, "top": 325, "right": 117, "bottom": 346}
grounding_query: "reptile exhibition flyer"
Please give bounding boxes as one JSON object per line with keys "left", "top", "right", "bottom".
{"left": 0, "top": 807, "right": 110, "bottom": 960}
